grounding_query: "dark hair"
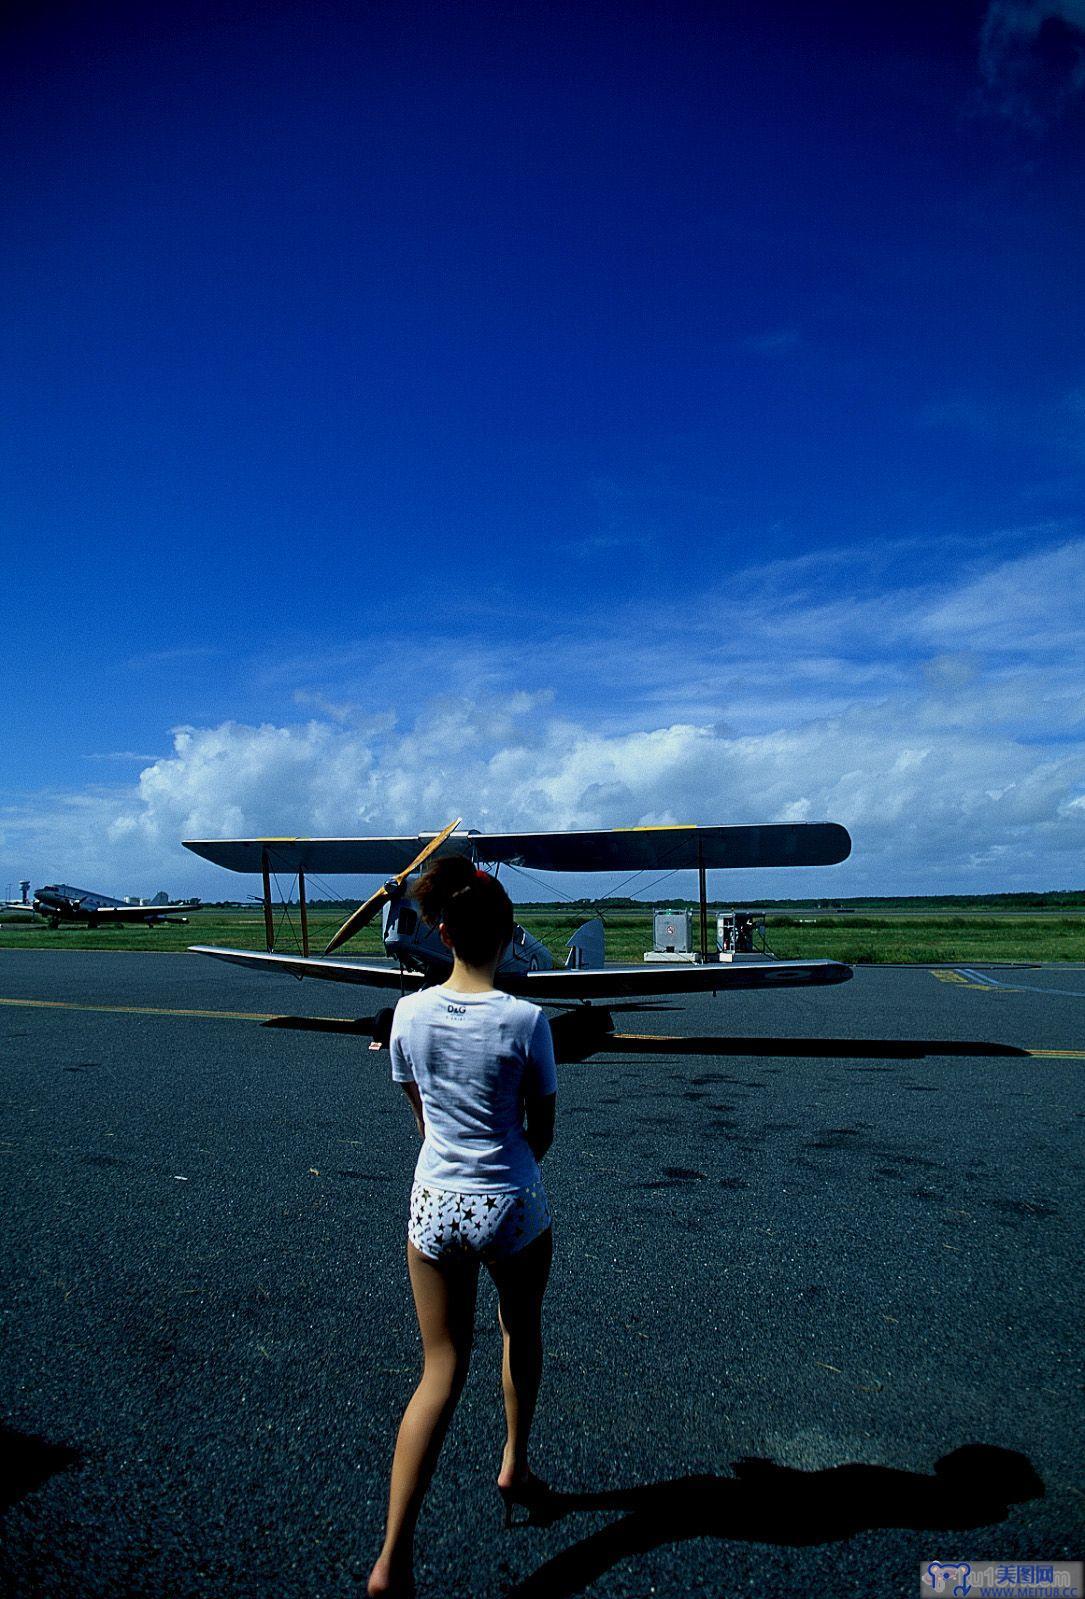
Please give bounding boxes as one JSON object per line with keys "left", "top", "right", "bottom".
{"left": 411, "top": 855, "right": 514, "bottom": 967}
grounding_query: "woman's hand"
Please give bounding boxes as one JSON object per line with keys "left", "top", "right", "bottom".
{"left": 401, "top": 1081, "right": 426, "bottom": 1139}
{"left": 524, "top": 1092, "right": 556, "bottom": 1162}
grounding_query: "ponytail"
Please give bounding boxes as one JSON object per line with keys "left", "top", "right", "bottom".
{"left": 411, "top": 856, "right": 514, "bottom": 967}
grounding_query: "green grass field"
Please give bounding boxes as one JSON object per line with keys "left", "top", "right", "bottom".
{"left": 1, "top": 905, "right": 1081, "bottom": 964}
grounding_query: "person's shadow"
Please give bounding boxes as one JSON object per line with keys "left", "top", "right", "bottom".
{"left": 505, "top": 1444, "right": 1043, "bottom": 1598}
{"left": 0, "top": 1424, "right": 82, "bottom": 1514}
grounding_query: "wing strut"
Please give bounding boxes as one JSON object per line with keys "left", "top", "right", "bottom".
{"left": 698, "top": 838, "right": 709, "bottom": 962}
{"left": 261, "top": 849, "right": 274, "bottom": 952}
{"left": 298, "top": 869, "right": 310, "bottom": 957}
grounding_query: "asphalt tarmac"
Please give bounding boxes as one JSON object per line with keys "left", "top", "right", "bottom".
{"left": 1, "top": 950, "right": 1082, "bottom": 1599}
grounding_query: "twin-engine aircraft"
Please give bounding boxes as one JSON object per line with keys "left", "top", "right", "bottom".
{"left": 33, "top": 885, "right": 201, "bottom": 929}
{"left": 184, "top": 818, "right": 853, "bottom": 1003}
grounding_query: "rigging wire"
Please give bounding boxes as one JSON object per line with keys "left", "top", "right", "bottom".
{"left": 307, "top": 871, "right": 354, "bottom": 904}
{"left": 498, "top": 860, "right": 686, "bottom": 913}
{"left": 259, "top": 851, "right": 693, "bottom": 949}
{"left": 499, "top": 862, "right": 579, "bottom": 904}
{"left": 603, "top": 865, "right": 651, "bottom": 901}
{"left": 271, "top": 872, "right": 299, "bottom": 948}
{"left": 307, "top": 869, "right": 393, "bottom": 950}
{"left": 621, "top": 865, "right": 683, "bottom": 902}
{"left": 604, "top": 832, "right": 695, "bottom": 901}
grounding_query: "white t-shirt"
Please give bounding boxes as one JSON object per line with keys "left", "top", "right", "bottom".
{"left": 390, "top": 986, "right": 558, "bottom": 1192}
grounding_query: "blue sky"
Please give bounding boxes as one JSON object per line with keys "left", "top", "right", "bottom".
{"left": 3, "top": 0, "right": 1084, "bottom": 901}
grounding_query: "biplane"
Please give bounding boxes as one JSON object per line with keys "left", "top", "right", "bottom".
{"left": 184, "top": 820, "right": 853, "bottom": 1018}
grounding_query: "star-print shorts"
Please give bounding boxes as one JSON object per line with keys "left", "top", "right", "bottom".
{"left": 408, "top": 1180, "right": 552, "bottom": 1264}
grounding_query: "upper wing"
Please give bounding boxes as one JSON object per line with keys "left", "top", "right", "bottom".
{"left": 184, "top": 822, "right": 851, "bottom": 875}
{"left": 188, "top": 946, "right": 851, "bottom": 997}
{"left": 183, "top": 836, "right": 468, "bottom": 874}
{"left": 471, "top": 823, "right": 851, "bottom": 871}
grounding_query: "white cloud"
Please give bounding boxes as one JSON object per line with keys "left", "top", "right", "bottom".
{"left": 86, "top": 750, "right": 165, "bottom": 763}
{"left": 5, "top": 540, "right": 1085, "bottom": 897}
{"left": 5, "top": 699, "right": 1083, "bottom": 900}
{"left": 918, "top": 540, "right": 1085, "bottom": 653}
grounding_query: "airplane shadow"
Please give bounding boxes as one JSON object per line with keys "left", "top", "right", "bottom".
{"left": 591, "top": 1034, "right": 1031, "bottom": 1060}
{"left": 260, "top": 1014, "right": 1029, "bottom": 1065}
{"left": 583, "top": 1002, "right": 681, "bottom": 1014}
{"left": 263, "top": 1014, "right": 379, "bottom": 1035}
{"left": 0, "top": 1424, "right": 82, "bottom": 1514}
{"left": 261, "top": 1001, "right": 682, "bottom": 1040}
{"left": 505, "top": 1445, "right": 1043, "bottom": 1598}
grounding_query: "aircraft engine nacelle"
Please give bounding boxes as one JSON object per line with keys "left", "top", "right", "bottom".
{"left": 35, "top": 893, "right": 78, "bottom": 917}
{"left": 382, "top": 894, "right": 451, "bottom": 972}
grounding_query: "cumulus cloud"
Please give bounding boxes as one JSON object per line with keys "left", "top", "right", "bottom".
{"left": 5, "top": 540, "right": 1084, "bottom": 898}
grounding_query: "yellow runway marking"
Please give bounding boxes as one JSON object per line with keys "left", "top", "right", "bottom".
{"left": 0, "top": 997, "right": 273, "bottom": 1022}
{"left": 2, "top": 996, "right": 1081, "bottom": 1057}
{"left": 930, "top": 970, "right": 993, "bottom": 989}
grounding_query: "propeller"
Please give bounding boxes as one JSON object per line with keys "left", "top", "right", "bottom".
{"left": 322, "top": 817, "right": 463, "bottom": 956}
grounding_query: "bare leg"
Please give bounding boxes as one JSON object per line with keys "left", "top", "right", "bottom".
{"left": 367, "top": 1244, "right": 478, "bottom": 1598}
{"left": 487, "top": 1227, "right": 552, "bottom": 1489}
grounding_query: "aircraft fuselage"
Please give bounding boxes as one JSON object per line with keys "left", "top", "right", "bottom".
{"left": 382, "top": 892, "right": 555, "bottom": 983}
{"left": 33, "top": 885, "right": 198, "bottom": 927}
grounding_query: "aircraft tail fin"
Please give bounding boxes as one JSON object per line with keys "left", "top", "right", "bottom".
{"left": 565, "top": 916, "right": 605, "bottom": 970}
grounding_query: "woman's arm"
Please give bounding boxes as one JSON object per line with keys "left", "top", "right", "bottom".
{"left": 523, "top": 1009, "right": 558, "bottom": 1162}
{"left": 524, "top": 1091, "right": 556, "bottom": 1162}
{"left": 401, "top": 1081, "right": 425, "bottom": 1139}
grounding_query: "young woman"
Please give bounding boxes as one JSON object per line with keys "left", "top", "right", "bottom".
{"left": 367, "top": 856, "right": 558, "bottom": 1599}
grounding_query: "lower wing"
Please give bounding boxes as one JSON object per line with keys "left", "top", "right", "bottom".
{"left": 188, "top": 946, "right": 851, "bottom": 996}
{"left": 188, "top": 947, "right": 428, "bottom": 989}
{"left": 90, "top": 905, "right": 189, "bottom": 923}
{"left": 514, "top": 959, "right": 851, "bottom": 997}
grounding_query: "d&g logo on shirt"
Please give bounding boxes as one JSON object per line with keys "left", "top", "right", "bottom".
{"left": 446, "top": 1004, "right": 467, "bottom": 1016}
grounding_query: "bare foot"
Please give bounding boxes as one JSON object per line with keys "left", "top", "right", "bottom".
{"left": 366, "top": 1553, "right": 415, "bottom": 1598}
{"left": 498, "top": 1445, "right": 526, "bottom": 1492}
{"left": 497, "top": 1449, "right": 547, "bottom": 1496}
